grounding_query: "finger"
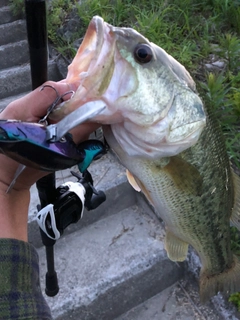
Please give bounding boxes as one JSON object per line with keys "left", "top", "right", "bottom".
{"left": 0, "top": 81, "right": 74, "bottom": 122}
{"left": 0, "top": 154, "right": 48, "bottom": 192}
{"left": 70, "top": 123, "right": 101, "bottom": 144}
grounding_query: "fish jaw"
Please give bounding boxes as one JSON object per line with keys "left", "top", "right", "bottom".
{"left": 50, "top": 16, "right": 206, "bottom": 159}
{"left": 51, "top": 16, "right": 135, "bottom": 123}
{"left": 66, "top": 16, "right": 105, "bottom": 86}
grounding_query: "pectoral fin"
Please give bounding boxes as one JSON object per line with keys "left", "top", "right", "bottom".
{"left": 165, "top": 229, "right": 189, "bottom": 262}
{"left": 230, "top": 171, "right": 240, "bottom": 231}
{"left": 126, "top": 170, "right": 141, "bottom": 192}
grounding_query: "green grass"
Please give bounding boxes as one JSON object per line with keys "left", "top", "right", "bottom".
{"left": 230, "top": 226, "right": 240, "bottom": 310}
{"left": 9, "top": 0, "right": 24, "bottom": 15}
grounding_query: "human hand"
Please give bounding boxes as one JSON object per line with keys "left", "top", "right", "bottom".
{"left": 0, "top": 80, "right": 100, "bottom": 241}
{"left": 0, "top": 80, "right": 100, "bottom": 191}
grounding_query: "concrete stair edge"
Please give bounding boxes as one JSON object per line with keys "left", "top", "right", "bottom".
{"left": 0, "top": 60, "right": 62, "bottom": 99}
{"left": 116, "top": 279, "right": 225, "bottom": 320}
{"left": 0, "top": 19, "right": 26, "bottom": 46}
{"left": 0, "top": 40, "right": 29, "bottom": 70}
{"left": 0, "top": 0, "right": 11, "bottom": 8}
{"left": 0, "top": 5, "right": 23, "bottom": 24}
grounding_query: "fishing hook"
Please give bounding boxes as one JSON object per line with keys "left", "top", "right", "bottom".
{"left": 39, "top": 84, "right": 75, "bottom": 125}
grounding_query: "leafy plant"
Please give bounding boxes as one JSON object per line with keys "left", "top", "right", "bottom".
{"left": 231, "top": 227, "right": 240, "bottom": 256}
{"left": 9, "top": 0, "right": 24, "bottom": 15}
{"left": 229, "top": 292, "right": 240, "bottom": 311}
{"left": 47, "top": 0, "right": 76, "bottom": 46}
{"left": 229, "top": 226, "right": 240, "bottom": 309}
{"left": 218, "top": 33, "right": 240, "bottom": 74}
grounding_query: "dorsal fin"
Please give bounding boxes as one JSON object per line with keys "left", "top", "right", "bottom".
{"left": 230, "top": 171, "right": 240, "bottom": 230}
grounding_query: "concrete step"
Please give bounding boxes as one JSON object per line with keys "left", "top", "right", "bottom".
{"left": 38, "top": 204, "right": 184, "bottom": 320}
{"left": 0, "top": 19, "right": 26, "bottom": 45}
{"left": 116, "top": 279, "right": 224, "bottom": 320}
{"left": 0, "top": 40, "right": 29, "bottom": 70}
{"left": 0, "top": 5, "right": 22, "bottom": 24}
{"left": 0, "top": 5, "right": 14, "bottom": 24}
{"left": 0, "top": 60, "right": 62, "bottom": 99}
{"left": 0, "top": 0, "right": 10, "bottom": 8}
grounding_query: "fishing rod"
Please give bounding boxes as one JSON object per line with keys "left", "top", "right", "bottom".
{"left": 25, "top": 0, "right": 59, "bottom": 296}
{"left": 24, "top": 0, "right": 107, "bottom": 297}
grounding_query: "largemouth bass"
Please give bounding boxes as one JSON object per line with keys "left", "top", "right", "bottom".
{"left": 50, "top": 16, "right": 240, "bottom": 302}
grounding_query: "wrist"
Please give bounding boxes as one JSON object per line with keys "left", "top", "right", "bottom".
{"left": 0, "top": 188, "right": 30, "bottom": 241}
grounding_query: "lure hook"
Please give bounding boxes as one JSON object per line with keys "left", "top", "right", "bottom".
{"left": 39, "top": 85, "right": 75, "bottom": 125}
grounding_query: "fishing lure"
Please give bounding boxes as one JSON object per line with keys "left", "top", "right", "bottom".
{"left": 0, "top": 86, "right": 107, "bottom": 191}
{"left": 0, "top": 120, "right": 84, "bottom": 170}
{"left": 0, "top": 120, "right": 106, "bottom": 171}
{"left": 0, "top": 101, "right": 106, "bottom": 172}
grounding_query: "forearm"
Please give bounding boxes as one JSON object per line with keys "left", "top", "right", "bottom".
{"left": 0, "top": 182, "right": 30, "bottom": 241}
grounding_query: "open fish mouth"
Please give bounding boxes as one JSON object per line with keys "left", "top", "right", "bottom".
{"left": 66, "top": 16, "right": 106, "bottom": 87}
{"left": 64, "top": 16, "right": 121, "bottom": 111}
{"left": 51, "top": 16, "right": 122, "bottom": 121}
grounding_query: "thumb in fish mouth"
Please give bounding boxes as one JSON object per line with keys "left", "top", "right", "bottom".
{"left": 69, "top": 122, "right": 101, "bottom": 144}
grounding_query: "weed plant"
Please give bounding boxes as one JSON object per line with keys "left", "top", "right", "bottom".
{"left": 9, "top": 0, "right": 24, "bottom": 15}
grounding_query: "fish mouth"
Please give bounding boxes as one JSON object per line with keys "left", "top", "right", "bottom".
{"left": 66, "top": 16, "right": 105, "bottom": 86}
{"left": 50, "top": 16, "right": 118, "bottom": 121}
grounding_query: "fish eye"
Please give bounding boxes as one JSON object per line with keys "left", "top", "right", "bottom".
{"left": 134, "top": 44, "right": 153, "bottom": 64}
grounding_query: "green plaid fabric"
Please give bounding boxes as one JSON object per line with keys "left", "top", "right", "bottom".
{"left": 0, "top": 239, "right": 52, "bottom": 319}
